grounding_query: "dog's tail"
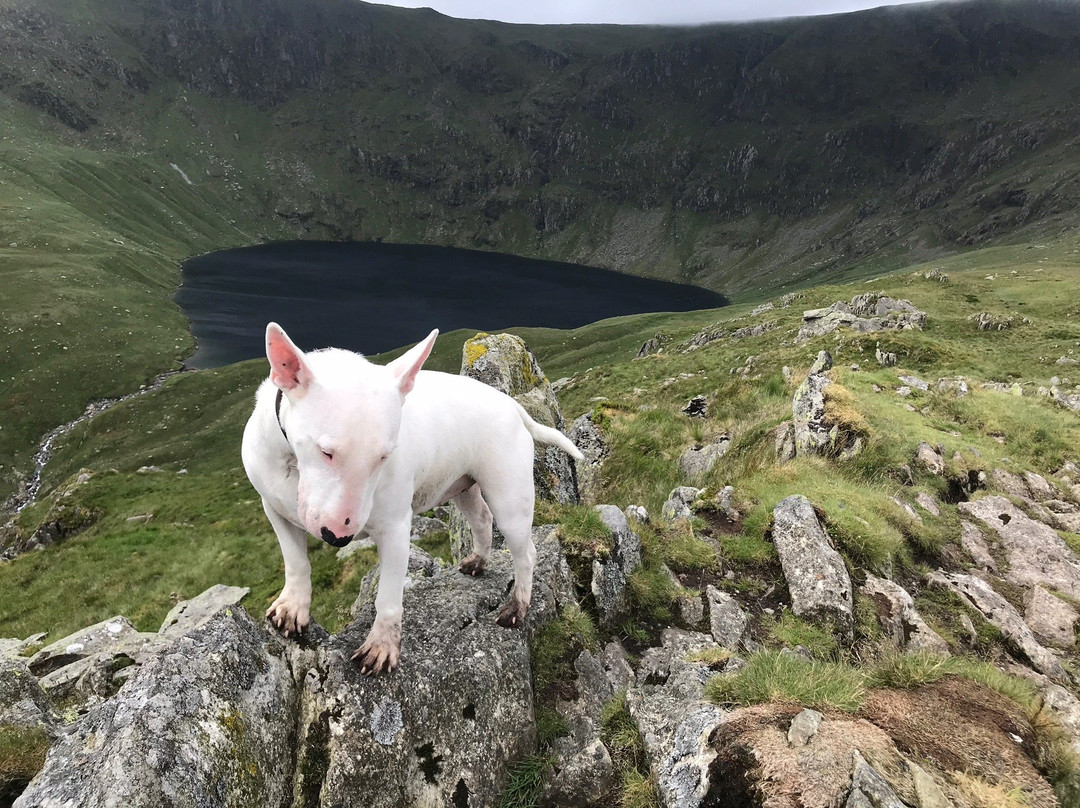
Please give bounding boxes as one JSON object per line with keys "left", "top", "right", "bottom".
{"left": 514, "top": 402, "right": 585, "bottom": 461}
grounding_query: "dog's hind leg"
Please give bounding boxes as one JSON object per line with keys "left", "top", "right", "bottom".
{"left": 482, "top": 471, "right": 537, "bottom": 629}
{"left": 263, "top": 500, "right": 312, "bottom": 637}
{"left": 454, "top": 482, "right": 493, "bottom": 577}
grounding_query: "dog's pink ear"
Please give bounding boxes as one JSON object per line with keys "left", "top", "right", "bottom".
{"left": 388, "top": 329, "right": 438, "bottom": 396}
{"left": 266, "top": 323, "right": 313, "bottom": 392}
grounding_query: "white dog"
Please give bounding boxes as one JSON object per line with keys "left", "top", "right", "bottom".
{"left": 241, "top": 323, "right": 583, "bottom": 674}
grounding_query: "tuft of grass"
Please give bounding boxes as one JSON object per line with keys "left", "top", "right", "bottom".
{"left": 951, "top": 771, "right": 1033, "bottom": 808}
{"left": 627, "top": 567, "right": 677, "bottom": 623}
{"left": 765, "top": 612, "right": 840, "bottom": 659}
{"left": 822, "top": 383, "right": 872, "bottom": 443}
{"left": 621, "top": 769, "right": 660, "bottom": 808}
{"left": 498, "top": 754, "right": 554, "bottom": 808}
{"left": 531, "top": 605, "right": 597, "bottom": 697}
{"left": 414, "top": 530, "right": 451, "bottom": 564}
{"left": 601, "top": 692, "right": 658, "bottom": 808}
{"left": 686, "top": 647, "right": 732, "bottom": 666}
{"left": 556, "top": 507, "right": 614, "bottom": 561}
{"left": 0, "top": 725, "right": 50, "bottom": 803}
{"left": 706, "top": 650, "right": 866, "bottom": 712}
{"left": 535, "top": 706, "right": 569, "bottom": 748}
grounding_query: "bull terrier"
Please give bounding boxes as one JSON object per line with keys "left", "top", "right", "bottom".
{"left": 241, "top": 323, "right": 583, "bottom": 674}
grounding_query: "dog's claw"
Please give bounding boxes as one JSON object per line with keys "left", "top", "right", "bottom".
{"left": 266, "top": 591, "right": 310, "bottom": 638}
{"left": 351, "top": 623, "right": 401, "bottom": 675}
{"left": 496, "top": 599, "right": 528, "bottom": 629}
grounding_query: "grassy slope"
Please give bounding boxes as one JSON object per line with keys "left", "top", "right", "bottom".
{"left": 3, "top": 238, "right": 1079, "bottom": 643}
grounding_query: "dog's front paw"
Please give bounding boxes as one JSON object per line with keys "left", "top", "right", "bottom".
{"left": 351, "top": 621, "right": 402, "bottom": 675}
{"left": 458, "top": 553, "right": 487, "bottom": 577}
{"left": 266, "top": 591, "right": 310, "bottom": 638}
{"left": 496, "top": 597, "right": 528, "bottom": 629}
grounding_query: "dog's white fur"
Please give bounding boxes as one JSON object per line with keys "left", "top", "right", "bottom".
{"left": 241, "top": 323, "right": 583, "bottom": 673}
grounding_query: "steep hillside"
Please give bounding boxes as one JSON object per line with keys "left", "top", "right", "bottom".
{"left": 4, "top": 242, "right": 1080, "bottom": 804}
{"left": 4, "top": 0, "right": 1080, "bottom": 499}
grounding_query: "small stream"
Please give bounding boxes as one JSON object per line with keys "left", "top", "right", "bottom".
{"left": 8, "top": 369, "right": 189, "bottom": 516}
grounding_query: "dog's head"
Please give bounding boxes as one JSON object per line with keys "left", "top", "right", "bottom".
{"left": 265, "top": 323, "right": 438, "bottom": 547}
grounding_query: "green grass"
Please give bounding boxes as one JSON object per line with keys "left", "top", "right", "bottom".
{"left": 498, "top": 754, "right": 554, "bottom": 808}
{"left": 764, "top": 613, "right": 840, "bottom": 659}
{"left": 706, "top": 650, "right": 866, "bottom": 712}
{"left": 0, "top": 725, "right": 49, "bottom": 804}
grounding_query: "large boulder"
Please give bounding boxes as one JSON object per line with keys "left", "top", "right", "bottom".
{"left": 301, "top": 525, "right": 575, "bottom": 808}
{"left": 460, "top": 332, "right": 578, "bottom": 504}
{"left": 860, "top": 575, "right": 949, "bottom": 655}
{"left": 791, "top": 351, "right": 863, "bottom": 460}
{"left": 678, "top": 436, "right": 731, "bottom": 483}
{"left": 770, "top": 496, "right": 853, "bottom": 638}
{"left": 958, "top": 496, "right": 1080, "bottom": 600}
{"left": 159, "top": 584, "right": 250, "bottom": 638}
{"left": 796, "top": 294, "right": 926, "bottom": 343}
{"left": 15, "top": 608, "right": 301, "bottom": 808}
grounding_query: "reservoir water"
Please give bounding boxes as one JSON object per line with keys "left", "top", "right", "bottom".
{"left": 175, "top": 241, "right": 728, "bottom": 368}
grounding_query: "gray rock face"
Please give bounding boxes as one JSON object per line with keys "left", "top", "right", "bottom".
{"left": 860, "top": 574, "right": 949, "bottom": 655}
{"left": 682, "top": 395, "right": 708, "bottom": 419}
{"left": 16, "top": 608, "right": 300, "bottom": 808}
{"left": 796, "top": 294, "right": 926, "bottom": 343}
{"left": 915, "top": 442, "right": 945, "bottom": 476}
{"left": 661, "top": 486, "right": 703, "bottom": 525}
{"left": 351, "top": 544, "right": 440, "bottom": 615}
{"left": 874, "top": 344, "right": 897, "bottom": 367}
{"left": 791, "top": 353, "right": 863, "bottom": 460}
{"left": 915, "top": 492, "right": 940, "bottom": 517}
{"left": 678, "top": 436, "right": 731, "bottom": 482}
{"left": 460, "top": 332, "right": 578, "bottom": 505}
{"left": 1025, "top": 586, "right": 1078, "bottom": 649}
{"left": 991, "top": 468, "right": 1032, "bottom": 499}
{"left": 775, "top": 421, "right": 796, "bottom": 464}
{"left": 898, "top": 374, "right": 929, "bottom": 391}
{"left": 0, "top": 658, "right": 57, "bottom": 734}
{"left": 958, "top": 496, "right": 1080, "bottom": 600}
{"left": 636, "top": 333, "right": 668, "bottom": 358}
{"left": 959, "top": 521, "right": 998, "bottom": 573}
{"left": 569, "top": 412, "right": 608, "bottom": 506}
{"left": 590, "top": 506, "right": 644, "bottom": 623}
{"left": 787, "top": 708, "right": 823, "bottom": 746}
{"left": 925, "top": 570, "right": 1065, "bottom": 681}
{"left": 628, "top": 629, "right": 727, "bottom": 808}
{"left": 846, "top": 750, "right": 907, "bottom": 808}
{"left": 159, "top": 583, "right": 250, "bottom": 638}
{"left": 26, "top": 616, "right": 165, "bottom": 709}
{"left": 771, "top": 496, "right": 853, "bottom": 637}
{"left": 935, "top": 376, "right": 968, "bottom": 397}
{"left": 706, "top": 586, "right": 749, "bottom": 651}
{"left": 309, "top": 525, "right": 574, "bottom": 808}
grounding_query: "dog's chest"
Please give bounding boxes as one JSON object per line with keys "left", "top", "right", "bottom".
{"left": 410, "top": 473, "right": 474, "bottom": 513}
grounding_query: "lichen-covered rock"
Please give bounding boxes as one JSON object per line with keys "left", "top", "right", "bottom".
{"left": 1024, "top": 585, "right": 1078, "bottom": 649}
{"left": 860, "top": 574, "right": 949, "bottom": 655}
{"left": 914, "top": 492, "right": 940, "bottom": 517}
{"left": 0, "top": 658, "right": 57, "bottom": 734}
{"left": 796, "top": 294, "right": 926, "bottom": 343}
{"left": 661, "top": 486, "right": 703, "bottom": 525}
{"left": 569, "top": 412, "right": 608, "bottom": 506}
{"left": 958, "top": 495, "right": 1080, "bottom": 600}
{"left": 846, "top": 750, "right": 907, "bottom": 808}
{"left": 159, "top": 584, "right": 250, "bottom": 638}
{"left": 26, "top": 616, "right": 165, "bottom": 708}
{"left": 636, "top": 333, "right": 667, "bottom": 358}
{"left": 925, "top": 570, "right": 1065, "bottom": 681}
{"left": 306, "top": 525, "right": 573, "bottom": 808}
{"left": 791, "top": 353, "right": 863, "bottom": 460}
{"left": 15, "top": 608, "right": 300, "bottom": 808}
{"left": 706, "top": 586, "right": 749, "bottom": 651}
{"left": 771, "top": 496, "right": 853, "bottom": 638}
{"left": 590, "top": 506, "right": 643, "bottom": 624}
{"left": 460, "top": 332, "right": 578, "bottom": 505}
{"left": 786, "top": 708, "right": 823, "bottom": 746}
{"left": 628, "top": 629, "right": 728, "bottom": 808}
{"left": 935, "top": 376, "right": 968, "bottom": 397}
{"left": 677, "top": 436, "right": 731, "bottom": 482}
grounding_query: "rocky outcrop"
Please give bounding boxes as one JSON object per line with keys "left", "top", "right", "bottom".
{"left": 661, "top": 486, "right": 702, "bottom": 525}
{"left": 771, "top": 496, "right": 853, "bottom": 637}
{"left": 590, "top": 506, "right": 643, "bottom": 623}
{"left": 569, "top": 412, "right": 608, "bottom": 506}
{"left": 683, "top": 321, "right": 775, "bottom": 352}
{"left": 706, "top": 586, "right": 749, "bottom": 651}
{"left": 958, "top": 495, "right": 1080, "bottom": 600}
{"left": 159, "top": 584, "right": 250, "bottom": 638}
{"left": 925, "top": 570, "right": 1066, "bottom": 681}
{"left": 16, "top": 608, "right": 301, "bottom": 808}
{"left": 792, "top": 350, "right": 864, "bottom": 460}
{"left": 627, "top": 629, "right": 727, "bottom": 808}
{"left": 1025, "top": 586, "right": 1078, "bottom": 650}
{"left": 796, "top": 294, "right": 926, "bottom": 343}
{"left": 461, "top": 332, "right": 578, "bottom": 504}
{"left": 635, "top": 333, "right": 668, "bottom": 358}
{"left": 860, "top": 574, "right": 949, "bottom": 655}
{"left": 677, "top": 435, "right": 731, "bottom": 482}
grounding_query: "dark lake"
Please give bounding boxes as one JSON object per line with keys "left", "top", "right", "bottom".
{"left": 175, "top": 241, "right": 728, "bottom": 368}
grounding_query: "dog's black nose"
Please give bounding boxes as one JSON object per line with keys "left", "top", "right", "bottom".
{"left": 320, "top": 527, "right": 354, "bottom": 548}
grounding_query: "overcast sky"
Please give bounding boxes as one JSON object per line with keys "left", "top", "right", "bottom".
{"left": 369, "top": 0, "right": 943, "bottom": 26}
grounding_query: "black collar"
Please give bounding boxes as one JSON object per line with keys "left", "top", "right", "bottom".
{"left": 275, "top": 388, "right": 289, "bottom": 442}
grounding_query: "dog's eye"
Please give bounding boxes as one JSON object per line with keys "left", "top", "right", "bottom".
{"left": 321, "top": 449, "right": 333, "bottom": 461}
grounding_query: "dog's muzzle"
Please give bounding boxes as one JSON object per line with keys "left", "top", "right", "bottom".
{"left": 320, "top": 527, "right": 354, "bottom": 548}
